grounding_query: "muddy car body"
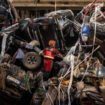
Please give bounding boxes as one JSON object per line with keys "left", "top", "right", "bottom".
{"left": 0, "top": 63, "right": 43, "bottom": 105}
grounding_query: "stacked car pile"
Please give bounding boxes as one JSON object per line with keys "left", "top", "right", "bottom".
{"left": 0, "top": 9, "right": 75, "bottom": 105}
{"left": 1, "top": 0, "right": 105, "bottom": 105}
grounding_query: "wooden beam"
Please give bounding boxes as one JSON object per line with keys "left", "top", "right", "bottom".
{"left": 12, "top": 0, "right": 105, "bottom": 11}
{"left": 13, "top": 0, "right": 105, "bottom": 8}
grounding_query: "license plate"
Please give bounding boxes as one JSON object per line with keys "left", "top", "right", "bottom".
{"left": 7, "top": 75, "right": 20, "bottom": 85}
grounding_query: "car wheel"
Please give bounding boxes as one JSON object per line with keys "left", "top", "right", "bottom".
{"left": 23, "top": 52, "right": 41, "bottom": 70}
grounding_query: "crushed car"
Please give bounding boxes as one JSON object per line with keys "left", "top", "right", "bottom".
{"left": 33, "top": 9, "right": 75, "bottom": 51}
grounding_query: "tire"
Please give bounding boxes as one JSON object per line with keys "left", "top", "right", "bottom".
{"left": 23, "top": 52, "right": 41, "bottom": 70}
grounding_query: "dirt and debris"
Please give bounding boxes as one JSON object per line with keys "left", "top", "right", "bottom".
{"left": 1, "top": 0, "right": 105, "bottom": 105}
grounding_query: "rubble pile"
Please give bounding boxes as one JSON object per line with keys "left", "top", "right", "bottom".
{"left": 0, "top": 0, "right": 105, "bottom": 105}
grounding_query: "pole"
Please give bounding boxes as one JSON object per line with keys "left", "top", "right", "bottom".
{"left": 55, "top": 0, "right": 56, "bottom": 11}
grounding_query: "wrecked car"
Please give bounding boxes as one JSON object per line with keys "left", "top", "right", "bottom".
{"left": 0, "top": 22, "right": 42, "bottom": 70}
{"left": 33, "top": 48, "right": 105, "bottom": 105}
{"left": 0, "top": 10, "right": 75, "bottom": 70}
{"left": 90, "top": 3, "right": 105, "bottom": 36}
{"left": 33, "top": 9, "right": 75, "bottom": 51}
{"left": 0, "top": 63, "right": 43, "bottom": 105}
{"left": 1, "top": 1, "right": 105, "bottom": 105}
{"left": 74, "top": 0, "right": 99, "bottom": 33}
{"left": 0, "top": 0, "right": 19, "bottom": 30}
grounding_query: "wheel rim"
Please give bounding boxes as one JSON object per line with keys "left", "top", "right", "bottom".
{"left": 27, "top": 55, "right": 38, "bottom": 65}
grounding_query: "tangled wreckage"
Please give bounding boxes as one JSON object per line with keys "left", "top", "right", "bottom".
{"left": 1, "top": 0, "right": 105, "bottom": 105}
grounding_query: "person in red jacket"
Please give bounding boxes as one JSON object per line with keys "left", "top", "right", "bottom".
{"left": 39, "top": 40, "right": 63, "bottom": 79}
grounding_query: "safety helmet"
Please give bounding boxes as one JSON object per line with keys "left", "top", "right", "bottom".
{"left": 49, "top": 40, "right": 56, "bottom": 47}
{"left": 81, "top": 25, "right": 91, "bottom": 36}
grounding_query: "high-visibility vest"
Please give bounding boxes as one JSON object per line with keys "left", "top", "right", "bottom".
{"left": 44, "top": 48, "right": 55, "bottom": 60}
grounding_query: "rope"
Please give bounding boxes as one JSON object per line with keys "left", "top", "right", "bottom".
{"left": 1, "top": 33, "right": 8, "bottom": 57}
{"left": 59, "top": 45, "right": 100, "bottom": 81}
{"left": 80, "top": 60, "right": 92, "bottom": 81}
{"left": 42, "top": 79, "right": 54, "bottom": 105}
{"left": 58, "top": 46, "right": 100, "bottom": 105}
{"left": 91, "top": 4, "right": 97, "bottom": 57}
{"left": 77, "top": 4, "right": 98, "bottom": 82}
{"left": 57, "top": 46, "right": 99, "bottom": 105}
{"left": 26, "top": 72, "right": 32, "bottom": 94}
{"left": 97, "top": 7, "right": 105, "bottom": 19}
{"left": 67, "top": 54, "right": 74, "bottom": 105}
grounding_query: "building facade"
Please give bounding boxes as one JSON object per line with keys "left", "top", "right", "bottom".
{"left": 12, "top": 0, "right": 105, "bottom": 19}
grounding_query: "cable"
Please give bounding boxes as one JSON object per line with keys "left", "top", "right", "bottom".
{"left": 80, "top": 60, "right": 92, "bottom": 81}
{"left": 67, "top": 54, "right": 74, "bottom": 105}
{"left": 42, "top": 79, "right": 54, "bottom": 105}
{"left": 59, "top": 45, "right": 100, "bottom": 81}
{"left": 26, "top": 72, "right": 32, "bottom": 94}
{"left": 91, "top": 4, "right": 97, "bottom": 60}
